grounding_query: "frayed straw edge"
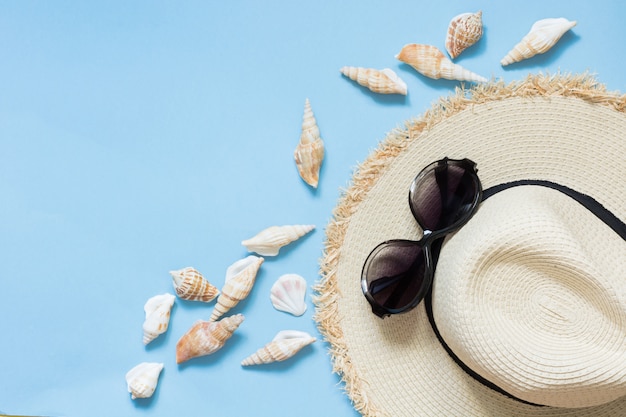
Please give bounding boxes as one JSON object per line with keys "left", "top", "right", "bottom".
{"left": 312, "top": 72, "right": 626, "bottom": 417}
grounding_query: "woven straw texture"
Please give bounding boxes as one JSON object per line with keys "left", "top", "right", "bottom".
{"left": 313, "top": 73, "right": 626, "bottom": 417}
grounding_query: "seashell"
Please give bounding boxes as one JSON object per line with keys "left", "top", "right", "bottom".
{"left": 142, "top": 293, "right": 176, "bottom": 345}
{"left": 294, "top": 98, "right": 325, "bottom": 188}
{"left": 242, "top": 224, "right": 315, "bottom": 256}
{"left": 176, "top": 314, "right": 244, "bottom": 364}
{"left": 395, "top": 44, "right": 487, "bottom": 83}
{"left": 445, "top": 11, "right": 483, "bottom": 59}
{"left": 169, "top": 267, "right": 219, "bottom": 302}
{"left": 340, "top": 66, "right": 408, "bottom": 95}
{"left": 125, "top": 362, "right": 164, "bottom": 400}
{"left": 241, "top": 330, "right": 316, "bottom": 366}
{"left": 501, "top": 18, "right": 577, "bottom": 66}
{"left": 270, "top": 273, "right": 308, "bottom": 316}
{"left": 209, "top": 256, "right": 264, "bottom": 321}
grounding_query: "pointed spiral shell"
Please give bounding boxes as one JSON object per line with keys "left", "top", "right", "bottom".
{"left": 340, "top": 66, "right": 407, "bottom": 95}
{"left": 169, "top": 267, "right": 219, "bottom": 302}
{"left": 294, "top": 98, "right": 325, "bottom": 188}
{"left": 445, "top": 11, "right": 483, "bottom": 59}
{"left": 142, "top": 293, "right": 176, "bottom": 345}
{"left": 395, "top": 44, "right": 487, "bottom": 83}
{"left": 125, "top": 362, "right": 164, "bottom": 400}
{"left": 176, "top": 314, "right": 245, "bottom": 364}
{"left": 209, "top": 256, "right": 264, "bottom": 321}
{"left": 241, "top": 330, "right": 316, "bottom": 366}
{"left": 242, "top": 224, "right": 315, "bottom": 256}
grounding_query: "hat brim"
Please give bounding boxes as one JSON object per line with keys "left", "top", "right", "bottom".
{"left": 313, "top": 73, "right": 626, "bottom": 416}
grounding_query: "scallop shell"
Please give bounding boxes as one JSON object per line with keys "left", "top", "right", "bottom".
{"left": 169, "top": 267, "right": 219, "bottom": 302}
{"left": 395, "top": 44, "right": 487, "bottom": 83}
{"left": 142, "top": 293, "right": 176, "bottom": 345}
{"left": 125, "top": 362, "right": 164, "bottom": 400}
{"left": 241, "top": 330, "right": 316, "bottom": 366}
{"left": 242, "top": 224, "right": 315, "bottom": 256}
{"left": 340, "top": 66, "right": 408, "bottom": 95}
{"left": 445, "top": 11, "right": 483, "bottom": 59}
{"left": 176, "top": 314, "right": 245, "bottom": 364}
{"left": 209, "top": 256, "right": 264, "bottom": 321}
{"left": 501, "top": 18, "right": 577, "bottom": 66}
{"left": 270, "top": 273, "right": 307, "bottom": 316}
{"left": 294, "top": 98, "right": 325, "bottom": 188}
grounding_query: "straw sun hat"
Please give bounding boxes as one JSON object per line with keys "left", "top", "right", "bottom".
{"left": 314, "top": 73, "right": 626, "bottom": 416}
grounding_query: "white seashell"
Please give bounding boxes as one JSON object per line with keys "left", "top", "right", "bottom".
{"left": 125, "top": 362, "right": 164, "bottom": 400}
{"left": 294, "top": 98, "right": 325, "bottom": 188}
{"left": 445, "top": 11, "right": 483, "bottom": 59}
{"left": 500, "top": 18, "right": 577, "bottom": 66}
{"left": 270, "top": 274, "right": 307, "bottom": 316}
{"left": 169, "top": 267, "right": 219, "bottom": 302}
{"left": 209, "top": 256, "right": 264, "bottom": 321}
{"left": 340, "top": 66, "right": 408, "bottom": 95}
{"left": 242, "top": 224, "right": 315, "bottom": 256}
{"left": 395, "top": 44, "right": 487, "bottom": 83}
{"left": 142, "top": 293, "right": 176, "bottom": 345}
{"left": 176, "top": 314, "right": 245, "bottom": 364}
{"left": 241, "top": 330, "right": 316, "bottom": 366}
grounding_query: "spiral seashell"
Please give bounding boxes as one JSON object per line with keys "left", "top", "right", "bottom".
{"left": 270, "top": 273, "right": 308, "bottom": 316}
{"left": 445, "top": 11, "right": 483, "bottom": 59}
{"left": 241, "top": 330, "right": 316, "bottom": 366}
{"left": 242, "top": 224, "right": 315, "bottom": 256}
{"left": 340, "top": 66, "right": 407, "bottom": 95}
{"left": 395, "top": 44, "right": 487, "bottom": 83}
{"left": 176, "top": 314, "right": 245, "bottom": 364}
{"left": 294, "top": 98, "right": 325, "bottom": 188}
{"left": 142, "top": 293, "right": 176, "bottom": 345}
{"left": 500, "top": 18, "right": 577, "bottom": 66}
{"left": 209, "top": 256, "right": 264, "bottom": 321}
{"left": 169, "top": 267, "right": 219, "bottom": 302}
{"left": 125, "top": 362, "right": 164, "bottom": 400}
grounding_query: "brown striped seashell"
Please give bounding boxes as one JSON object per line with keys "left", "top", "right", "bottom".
{"left": 241, "top": 330, "right": 316, "bottom": 366}
{"left": 209, "top": 256, "right": 264, "bottom": 322}
{"left": 501, "top": 18, "right": 577, "bottom": 66}
{"left": 445, "top": 11, "right": 483, "bottom": 59}
{"left": 340, "top": 66, "right": 407, "bottom": 95}
{"left": 169, "top": 267, "right": 219, "bottom": 302}
{"left": 242, "top": 224, "right": 315, "bottom": 256}
{"left": 294, "top": 98, "right": 325, "bottom": 188}
{"left": 142, "top": 293, "right": 176, "bottom": 345}
{"left": 175, "top": 314, "right": 244, "bottom": 364}
{"left": 395, "top": 44, "right": 487, "bottom": 83}
{"left": 125, "top": 362, "right": 164, "bottom": 399}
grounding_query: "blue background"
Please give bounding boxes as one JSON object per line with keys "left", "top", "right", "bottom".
{"left": 1, "top": 1, "right": 624, "bottom": 416}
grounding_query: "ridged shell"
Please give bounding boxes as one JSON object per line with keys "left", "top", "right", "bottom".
{"left": 501, "top": 18, "right": 577, "bottom": 66}
{"left": 142, "top": 293, "right": 176, "bottom": 345}
{"left": 294, "top": 98, "right": 325, "bottom": 188}
{"left": 242, "top": 224, "right": 315, "bottom": 256}
{"left": 395, "top": 44, "right": 487, "bottom": 83}
{"left": 209, "top": 256, "right": 264, "bottom": 321}
{"left": 125, "top": 362, "right": 164, "bottom": 400}
{"left": 241, "top": 330, "right": 316, "bottom": 366}
{"left": 169, "top": 267, "right": 219, "bottom": 302}
{"left": 340, "top": 66, "right": 407, "bottom": 95}
{"left": 445, "top": 11, "right": 483, "bottom": 59}
{"left": 175, "top": 314, "right": 244, "bottom": 364}
{"left": 270, "top": 274, "right": 307, "bottom": 316}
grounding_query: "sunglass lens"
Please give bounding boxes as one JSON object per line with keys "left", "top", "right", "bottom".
{"left": 410, "top": 161, "right": 479, "bottom": 231}
{"left": 362, "top": 240, "right": 427, "bottom": 314}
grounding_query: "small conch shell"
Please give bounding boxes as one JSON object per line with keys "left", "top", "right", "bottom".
{"left": 176, "top": 314, "right": 245, "bottom": 364}
{"left": 500, "top": 18, "right": 577, "bottom": 66}
{"left": 142, "top": 293, "right": 176, "bottom": 345}
{"left": 241, "top": 330, "right": 316, "bottom": 366}
{"left": 209, "top": 256, "right": 264, "bottom": 321}
{"left": 242, "top": 224, "right": 315, "bottom": 256}
{"left": 294, "top": 98, "right": 325, "bottom": 188}
{"left": 395, "top": 44, "right": 487, "bottom": 83}
{"left": 340, "top": 66, "right": 408, "bottom": 95}
{"left": 445, "top": 11, "right": 483, "bottom": 59}
{"left": 125, "top": 362, "right": 164, "bottom": 400}
{"left": 169, "top": 267, "right": 219, "bottom": 302}
{"left": 270, "top": 273, "right": 307, "bottom": 316}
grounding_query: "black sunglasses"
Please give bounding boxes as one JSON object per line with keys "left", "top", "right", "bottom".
{"left": 361, "top": 158, "right": 482, "bottom": 318}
